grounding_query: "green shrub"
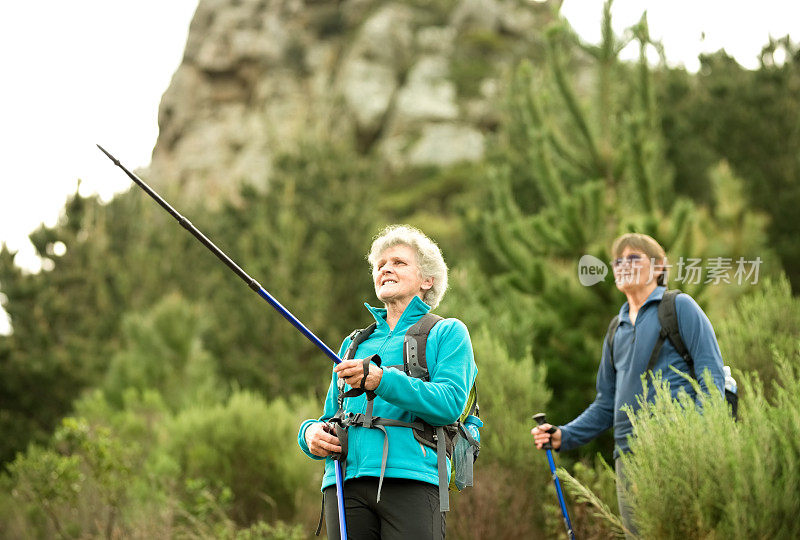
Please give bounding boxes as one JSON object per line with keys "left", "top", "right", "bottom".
{"left": 554, "top": 350, "right": 800, "bottom": 538}
{"left": 0, "top": 388, "right": 324, "bottom": 537}
{"left": 448, "top": 463, "right": 545, "bottom": 539}
{"left": 104, "top": 294, "right": 225, "bottom": 412}
{"left": 3, "top": 444, "right": 82, "bottom": 538}
{"left": 619, "top": 360, "right": 800, "bottom": 538}
{"left": 3, "top": 416, "right": 144, "bottom": 538}
{"left": 165, "top": 390, "right": 320, "bottom": 525}
{"left": 73, "top": 388, "right": 172, "bottom": 457}
{"left": 232, "top": 520, "right": 306, "bottom": 539}
{"left": 469, "top": 327, "right": 550, "bottom": 474}
{"left": 559, "top": 457, "right": 625, "bottom": 539}
{"left": 716, "top": 275, "right": 800, "bottom": 394}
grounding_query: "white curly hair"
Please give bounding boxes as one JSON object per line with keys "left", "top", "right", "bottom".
{"left": 367, "top": 224, "right": 448, "bottom": 309}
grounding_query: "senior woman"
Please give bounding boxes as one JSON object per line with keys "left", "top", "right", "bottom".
{"left": 298, "top": 224, "right": 479, "bottom": 540}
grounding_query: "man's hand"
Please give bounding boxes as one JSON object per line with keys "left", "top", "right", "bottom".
{"left": 334, "top": 358, "right": 383, "bottom": 391}
{"left": 305, "top": 422, "right": 342, "bottom": 458}
{"left": 531, "top": 423, "right": 562, "bottom": 450}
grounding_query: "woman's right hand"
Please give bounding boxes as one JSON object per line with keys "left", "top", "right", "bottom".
{"left": 531, "top": 423, "right": 562, "bottom": 450}
{"left": 305, "top": 422, "right": 342, "bottom": 457}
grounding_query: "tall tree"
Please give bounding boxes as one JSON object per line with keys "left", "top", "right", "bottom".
{"left": 457, "top": 4, "right": 771, "bottom": 458}
{"left": 658, "top": 38, "right": 800, "bottom": 291}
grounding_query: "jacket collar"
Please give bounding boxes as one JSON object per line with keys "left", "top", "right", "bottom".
{"left": 618, "top": 285, "right": 666, "bottom": 321}
{"left": 364, "top": 295, "right": 432, "bottom": 333}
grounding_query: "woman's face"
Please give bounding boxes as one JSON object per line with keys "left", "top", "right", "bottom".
{"left": 613, "top": 246, "right": 662, "bottom": 294}
{"left": 372, "top": 244, "right": 433, "bottom": 306}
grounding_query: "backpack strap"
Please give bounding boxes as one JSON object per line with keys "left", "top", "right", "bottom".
{"left": 329, "top": 323, "right": 379, "bottom": 462}
{"left": 404, "top": 313, "right": 444, "bottom": 380}
{"left": 646, "top": 289, "right": 696, "bottom": 378}
{"left": 460, "top": 384, "right": 479, "bottom": 423}
{"left": 403, "top": 313, "right": 453, "bottom": 511}
{"left": 435, "top": 426, "right": 448, "bottom": 510}
{"left": 605, "top": 315, "right": 621, "bottom": 370}
{"left": 343, "top": 323, "right": 377, "bottom": 361}
{"left": 338, "top": 323, "right": 380, "bottom": 402}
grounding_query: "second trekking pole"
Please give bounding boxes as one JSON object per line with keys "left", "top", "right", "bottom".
{"left": 533, "top": 412, "right": 575, "bottom": 540}
{"left": 98, "top": 144, "right": 349, "bottom": 540}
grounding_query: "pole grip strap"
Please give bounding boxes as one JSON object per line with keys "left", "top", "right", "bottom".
{"left": 341, "top": 354, "right": 382, "bottom": 399}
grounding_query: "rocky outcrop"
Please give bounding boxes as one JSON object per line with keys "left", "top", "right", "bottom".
{"left": 147, "top": 0, "right": 555, "bottom": 205}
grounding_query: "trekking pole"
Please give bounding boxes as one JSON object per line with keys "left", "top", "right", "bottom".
{"left": 97, "top": 145, "right": 349, "bottom": 540}
{"left": 533, "top": 413, "right": 575, "bottom": 540}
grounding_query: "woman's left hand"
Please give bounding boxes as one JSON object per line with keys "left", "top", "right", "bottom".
{"left": 334, "top": 358, "right": 383, "bottom": 391}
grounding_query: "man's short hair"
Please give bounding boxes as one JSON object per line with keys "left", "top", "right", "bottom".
{"left": 611, "top": 233, "right": 669, "bottom": 286}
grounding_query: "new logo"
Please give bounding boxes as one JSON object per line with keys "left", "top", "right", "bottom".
{"left": 578, "top": 255, "right": 608, "bottom": 286}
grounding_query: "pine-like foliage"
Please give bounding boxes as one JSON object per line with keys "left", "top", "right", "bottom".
{"left": 659, "top": 38, "right": 800, "bottom": 291}
{"left": 459, "top": 5, "right": 772, "bottom": 456}
{"left": 0, "top": 1, "right": 796, "bottom": 536}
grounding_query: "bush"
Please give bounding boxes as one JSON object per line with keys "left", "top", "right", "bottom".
{"left": 619, "top": 359, "right": 800, "bottom": 538}
{"left": 559, "top": 457, "right": 625, "bottom": 539}
{"left": 232, "top": 520, "right": 306, "bottom": 540}
{"left": 0, "top": 388, "right": 326, "bottom": 538}
{"left": 468, "top": 327, "right": 551, "bottom": 475}
{"left": 165, "top": 390, "right": 320, "bottom": 525}
{"left": 448, "top": 463, "right": 544, "bottom": 539}
{"left": 2, "top": 417, "right": 143, "bottom": 538}
{"left": 103, "top": 294, "right": 225, "bottom": 412}
{"left": 716, "top": 275, "right": 800, "bottom": 395}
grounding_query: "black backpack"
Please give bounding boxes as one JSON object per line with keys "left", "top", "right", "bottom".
{"left": 605, "top": 290, "right": 738, "bottom": 419}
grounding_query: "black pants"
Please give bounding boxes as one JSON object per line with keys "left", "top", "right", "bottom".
{"left": 323, "top": 477, "right": 446, "bottom": 540}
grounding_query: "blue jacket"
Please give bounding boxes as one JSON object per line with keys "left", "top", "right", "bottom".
{"left": 559, "top": 286, "right": 725, "bottom": 458}
{"left": 298, "top": 296, "right": 480, "bottom": 490}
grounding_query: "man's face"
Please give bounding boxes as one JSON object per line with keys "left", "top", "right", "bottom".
{"left": 613, "top": 247, "right": 660, "bottom": 293}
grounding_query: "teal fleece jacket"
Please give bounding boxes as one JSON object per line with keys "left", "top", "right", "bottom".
{"left": 297, "top": 296, "right": 479, "bottom": 491}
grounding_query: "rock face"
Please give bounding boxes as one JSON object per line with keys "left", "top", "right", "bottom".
{"left": 147, "top": 0, "right": 554, "bottom": 204}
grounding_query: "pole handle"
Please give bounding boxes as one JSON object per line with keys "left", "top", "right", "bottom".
{"left": 533, "top": 413, "right": 556, "bottom": 450}
{"left": 534, "top": 413, "right": 575, "bottom": 539}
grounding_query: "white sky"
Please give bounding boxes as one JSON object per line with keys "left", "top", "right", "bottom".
{"left": 561, "top": 0, "right": 799, "bottom": 71}
{"left": 0, "top": 0, "right": 798, "bottom": 334}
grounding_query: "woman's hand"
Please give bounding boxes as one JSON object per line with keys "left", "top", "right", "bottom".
{"left": 531, "top": 423, "right": 562, "bottom": 450}
{"left": 305, "top": 422, "right": 342, "bottom": 458}
{"left": 334, "top": 358, "right": 383, "bottom": 391}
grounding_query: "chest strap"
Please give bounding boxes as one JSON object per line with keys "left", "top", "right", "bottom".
{"left": 335, "top": 407, "right": 424, "bottom": 503}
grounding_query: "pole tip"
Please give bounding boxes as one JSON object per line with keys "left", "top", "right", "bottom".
{"left": 96, "top": 144, "right": 119, "bottom": 165}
